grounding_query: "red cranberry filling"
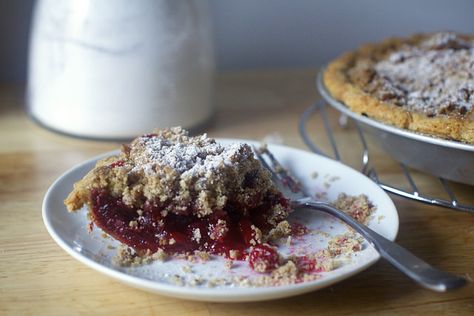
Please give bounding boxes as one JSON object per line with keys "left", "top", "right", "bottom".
{"left": 109, "top": 160, "right": 125, "bottom": 168}
{"left": 248, "top": 244, "right": 280, "bottom": 272}
{"left": 294, "top": 255, "right": 318, "bottom": 273}
{"left": 90, "top": 189, "right": 286, "bottom": 260}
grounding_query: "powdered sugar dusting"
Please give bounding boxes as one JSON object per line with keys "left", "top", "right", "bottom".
{"left": 374, "top": 32, "right": 474, "bottom": 115}
{"left": 133, "top": 134, "right": 250, "bottom": 176}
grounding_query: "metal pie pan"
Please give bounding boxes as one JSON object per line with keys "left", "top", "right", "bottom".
{"left": 316, "top": 69, "right": 474, "bottom": 186}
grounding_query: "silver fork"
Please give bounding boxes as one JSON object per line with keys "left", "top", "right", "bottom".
{"left": 255, "top": 146, "right": 467, "bottom": 292}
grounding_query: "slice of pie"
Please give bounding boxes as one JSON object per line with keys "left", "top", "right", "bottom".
{"left": 324, "top": 32, "right": 474, "bottom": 143}
{"left": 65, "top": 127, "right": 291, "bottom": 260}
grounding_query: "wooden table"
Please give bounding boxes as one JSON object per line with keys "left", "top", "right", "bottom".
{"left": 1, "top": 69, "right": 473, "bottom": 315}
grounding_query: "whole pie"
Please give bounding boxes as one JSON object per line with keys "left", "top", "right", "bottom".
{"left": 65, "top": 127, "right": 291, "bottom": 261}
{"left": 323, "top": 32, "right": 474, "bottom": 143}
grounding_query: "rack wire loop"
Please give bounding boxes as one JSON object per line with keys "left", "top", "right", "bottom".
{"left": 299, "top": 101, "right": 474, "bottom": 214}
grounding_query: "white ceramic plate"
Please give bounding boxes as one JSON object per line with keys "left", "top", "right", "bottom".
{"left": 43, "top": 139, "right": 399, "bottom": 302}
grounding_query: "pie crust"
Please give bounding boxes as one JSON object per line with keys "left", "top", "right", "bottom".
{"left": 323, "top": 32, "right": 474, "bottom": 143}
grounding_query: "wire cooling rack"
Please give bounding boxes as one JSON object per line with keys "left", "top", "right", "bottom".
{"left": 299, "top": 101, "right": 474, "bottom": 214}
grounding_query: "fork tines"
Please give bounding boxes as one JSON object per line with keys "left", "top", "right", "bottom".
{"left": 254, "top": 144, "right": 302, "bottom": 193}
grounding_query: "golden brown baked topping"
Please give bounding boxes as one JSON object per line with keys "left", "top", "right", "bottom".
{"left": 324, "top": 32, "right": 474, "bottom": 143}
{"left": 371, "top": 33, "right": 473, "bottom": 116}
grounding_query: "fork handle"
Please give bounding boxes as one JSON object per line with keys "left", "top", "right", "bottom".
{"left": 294, "top": 198, "right": 467, "bottom": 292}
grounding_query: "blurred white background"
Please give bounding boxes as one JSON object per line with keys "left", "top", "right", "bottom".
{"left": 1, "top": 0, "right": 473, "bottom": 83}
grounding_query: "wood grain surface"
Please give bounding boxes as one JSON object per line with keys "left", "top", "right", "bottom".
{"left": 1, "top": 69, "right": 473, "bottom": 315}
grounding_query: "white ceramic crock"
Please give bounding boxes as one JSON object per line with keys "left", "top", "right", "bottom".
{"left": 28, "top": 0, "right": 215, "bottom": 139}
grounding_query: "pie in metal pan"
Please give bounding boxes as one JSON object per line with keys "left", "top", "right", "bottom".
{"left": 321, "top": 32, "right": 474, "bottom": 185}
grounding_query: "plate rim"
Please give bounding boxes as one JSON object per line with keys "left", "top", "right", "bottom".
{"left": 42, "top": 139, "right": 399, "bottom": 302}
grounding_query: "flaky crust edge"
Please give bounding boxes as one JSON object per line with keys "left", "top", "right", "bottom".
{"left": 322, "top": 34, "right": 474, "bottom": 144}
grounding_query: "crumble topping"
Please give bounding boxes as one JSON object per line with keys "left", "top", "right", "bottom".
{"left": 260, "top": 260, "right": 299, "bottom": 285}
{"left": 131, "top": 129, "right": 258, "bottom": 191}
{"left": 228, "top": 250, "right": 241, "bottom": 260}
{"left": 113, "top": 246, "right": 167, "bottom": 267}
{"left": 186, "top": 250, "right": 211, "bottom": 263}
{"left": 169, "top": 275, "right": 185, "bottom": 286}
{"left": 349, "top": 32, "right": 474, "bottom": 116}
{"left": 266, "top": 220, "right": 291, "bottom": 242}
{"left": 209, "top": 219, "right": 228, "bottom": 241}
{"left": 250, "top": 225, "right": 263, "bottom": 245}
{"left": 332, "top": 193, "right": 374, "bottom": 224}
{"left": 181, "top": 265, "right": 192, "bottom": 273}
{"left": 224, "top": 259, "right": 234, "bottom": 270}
{"left": 248, "top": 244, "right": 281, "bottom": 273}
{"left": 327, "top": 234, "right": 362, "bottom": 256}
{"left": 66, "top": 127, "right": 287, "bottom": 220}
